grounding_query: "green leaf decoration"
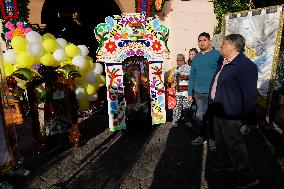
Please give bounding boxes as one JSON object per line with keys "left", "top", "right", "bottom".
{"left": 56, "top": 64, "right": 81, "bottom": 79}
{"left": 12, "top": 68, "right": 42, "bottom": 81}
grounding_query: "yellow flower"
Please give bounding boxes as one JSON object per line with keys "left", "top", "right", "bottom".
{"left": 12, "top": 28, "right": 25, "bottom": 38}
{"left": 245, "top": 44, "right": 257, "bottom": 59}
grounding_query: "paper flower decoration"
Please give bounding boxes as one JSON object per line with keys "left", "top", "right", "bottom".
{"left": 4, "top": 21, "right": 32, "bottom": 40}
{"left": 151, "top": 40, "right": 162, "bottom": 51}
{"left": 105, "top": 41, "right": 117, "bottom": 54}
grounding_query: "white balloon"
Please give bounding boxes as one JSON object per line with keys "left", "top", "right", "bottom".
{"left": 72, "top": 55, "right": 87, "bottom": 72}
{"left": 86, "top": 92, "right": 98, "bottom": 101}
{"left": 27, "top": 42, "right": 43, "bottom": 56}
{"left": 53, "top": 48, "right": 66, "bottom": 61}
{"left": 26, "top": 31, "right": 42, "bottom": 43}
{"left": 75, "top": 87, "right": 85, "bottom": 100}
{"left": 93, "top": 63, "right": 103, "bottom": 75}
{"left": 3, "top": 49, "right": 17, "bottom": 64}
{"left": 56, "top": 38, "right": 67, "bottom": 48}
{"left": 77, "top": 45, "right": 89, "bottom": 57}
{"left": 86, "top": 72, "right": 98, "bottom": 84}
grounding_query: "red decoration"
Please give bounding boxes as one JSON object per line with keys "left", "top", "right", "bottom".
{"left": 105, "top": 41, "right": 117, "bottom": 54}
{"left": 137, "top": 0, "right": 141, "bottom": 13}
{"left": 147, "top": 0, "right": 151, "bottom": 17}
{"left": 0, "top": 0, "right": 20, "bottom": 20}
{"left": 136, "top": 0, "right": 152, "bottom": 17}
{"left": 151, "top": 40, "right": 162, "bottom": 51}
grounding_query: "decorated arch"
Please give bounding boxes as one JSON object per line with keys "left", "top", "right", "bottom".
{"left": 95, "top": 13, "right": 169, "bottom": 131}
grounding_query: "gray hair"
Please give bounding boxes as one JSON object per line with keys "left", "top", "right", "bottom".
{"left": 225, "top": 34, "right": 246, "bottom": 53}
{"left": 176, "top": 54, "right": 185, "bottom": 60}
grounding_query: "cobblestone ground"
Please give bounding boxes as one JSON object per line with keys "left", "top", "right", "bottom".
{"left": 6, "top": 114, "right": 284, "bottom": 189}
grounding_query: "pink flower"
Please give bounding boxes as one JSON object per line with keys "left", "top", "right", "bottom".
{"left": 24, "top": 28, "right": 32, "bottom": 33}
{"left": 16, "top": 22, "right": 24, "bottom": 29}
{"left": 5, "top": 21, "right": 15, "bottom": 30}
{"left": 5, "top": 32, "right": 13, "bottom": 40}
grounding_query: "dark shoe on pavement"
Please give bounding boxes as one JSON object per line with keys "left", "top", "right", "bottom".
{"left": 210, "top": 165, "right": 235, "bottom": 172}
{"left": 236, "top": 178, "right": 260, "bottom": 189}
{"left": 191, "top": 136, "right": 204, "bottom": 145}
{"left": 208, "top": 139, "right": 216, "bottom": 152}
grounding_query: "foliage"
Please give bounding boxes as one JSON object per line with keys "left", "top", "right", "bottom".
{"left": 1, "top": 17, "right": 37, "bottom": 44}
{"left": 213, "top": 0, "right": 252, "bottom": 34}
{"left": 213, "top": 0, "right": 284, "bottom": 50}
{"left": 18, "top": 0, "right": 30, "bottom": 21}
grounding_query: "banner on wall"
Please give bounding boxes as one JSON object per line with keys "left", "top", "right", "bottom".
{"left": 224, "top": 5, "right": 284, "bottom": 98}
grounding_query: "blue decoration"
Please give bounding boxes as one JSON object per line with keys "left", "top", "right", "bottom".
{"left": 105, "top": 16, "right": 115, "bottom": 31}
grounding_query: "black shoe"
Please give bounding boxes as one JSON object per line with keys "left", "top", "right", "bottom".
{"left": 236, "top": 178, "right": 260, "bottom": 189}
{"left": 210, "top": 165, "right": 235, "bottom": 172}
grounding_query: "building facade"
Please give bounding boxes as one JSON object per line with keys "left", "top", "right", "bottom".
{"left": 25, "top": 0, "right": 217, "bottom": 71}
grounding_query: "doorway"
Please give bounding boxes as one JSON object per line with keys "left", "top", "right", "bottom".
{"left": 123, "top": 56, "right": 151, "bottom": 128}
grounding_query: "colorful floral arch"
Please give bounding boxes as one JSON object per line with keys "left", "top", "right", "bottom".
{"left": 95, "top": 13, "right": 170, "bottom": 131}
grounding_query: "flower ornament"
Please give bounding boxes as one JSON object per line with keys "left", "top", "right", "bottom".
{"left": 151, "top": 40, "right": 162, "bottom": 51}
{"left": 105, "top": 41, "right": 117, "bottom": 54}
{"left": 4, "top": 21, "right": 32, "bottom": 41}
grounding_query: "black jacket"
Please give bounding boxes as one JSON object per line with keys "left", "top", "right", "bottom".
{"left": 210, "top": 53, "right": 258, "bottom": 121}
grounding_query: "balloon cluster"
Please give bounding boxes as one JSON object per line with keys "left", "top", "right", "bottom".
{"left": 2, "top": 30, "right": 105, "bottom": 111}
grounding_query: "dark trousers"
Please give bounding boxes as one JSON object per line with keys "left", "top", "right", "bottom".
{"left": 200, "top": 100, "right": 215, "bottom": 139}
{"left": 214, "top": 116, "right": 257, "bottom": 181}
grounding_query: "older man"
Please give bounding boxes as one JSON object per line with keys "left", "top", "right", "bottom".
{"left": 210, "top": 34, "right": 259, "bottom": 189}
{"left": 172, "top": 54, "right": 191, "bottom": 127}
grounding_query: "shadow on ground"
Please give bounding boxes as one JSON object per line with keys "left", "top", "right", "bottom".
{"left": 205, "top": 127, "right": 284, "bottom": 189}
{"left": 150, "top": 125, "right": 203, "bottom": 189}
{"left": 7, "top": 114, "right": 109, "bottom": 189}
{"left": 68, "top": 127, "right": 156, "bottom": 189}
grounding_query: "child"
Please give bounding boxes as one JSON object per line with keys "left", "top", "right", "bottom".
{"left": 166, "top": 82, "right": 176, "bottom": 122}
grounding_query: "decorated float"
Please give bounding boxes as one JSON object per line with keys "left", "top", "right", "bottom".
{"left": 95, "top": 13, "right": 169, "bottom": 131}
{"left": 1, "top": 18, "right": 106, "bottom": 152}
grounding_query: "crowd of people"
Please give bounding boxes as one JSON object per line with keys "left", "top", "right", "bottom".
{"left": 166, "top": 32, "right": 260, "bottom": 189}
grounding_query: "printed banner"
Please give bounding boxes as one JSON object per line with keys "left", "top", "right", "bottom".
{"left": 224, "top": 6, "right": 284, "bottom": 97}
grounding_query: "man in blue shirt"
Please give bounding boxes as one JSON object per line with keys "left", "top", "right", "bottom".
{"left": 188, "top": 32, "right": 221, "bottom": 149}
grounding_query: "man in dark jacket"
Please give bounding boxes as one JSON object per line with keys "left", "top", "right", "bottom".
{"left": 210, "top": 34, "right": 259, "bottom": 189}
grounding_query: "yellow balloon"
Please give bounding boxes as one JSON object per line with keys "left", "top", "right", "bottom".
{"left": 84, "top": 84, "right": 97, "bottom": 96}
{"left": 16, "top": 53, "right": 34, "bottom": 68}
{"left": 65, "top": 44, "right": 79, "bottom": 57}
{"left": 78, "top": 98, "right": 89, "bottom": 111}
{"left": 3, "top": 62, "right": 15, "bottom": 76}
{"left": 42, "top": 38, "right": 57, "bottom": 52}
{"left": 11, "top": 36, "right": 28, "bottom": 52}
{"left": 40, "top": 53, "right": 54, "bottom": 66}
{"left": 43, "top": 33, "right": 55, "bottom": 40}
{"left": 60, "top": 57, "right": 72, "bottom": 67}
{"left": 85, "top": 56, "right": 94, "bottom": 70}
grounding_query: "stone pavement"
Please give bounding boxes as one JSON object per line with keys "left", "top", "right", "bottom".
{"left": 6, "top": 114, "right": 284, "bottom": 189}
